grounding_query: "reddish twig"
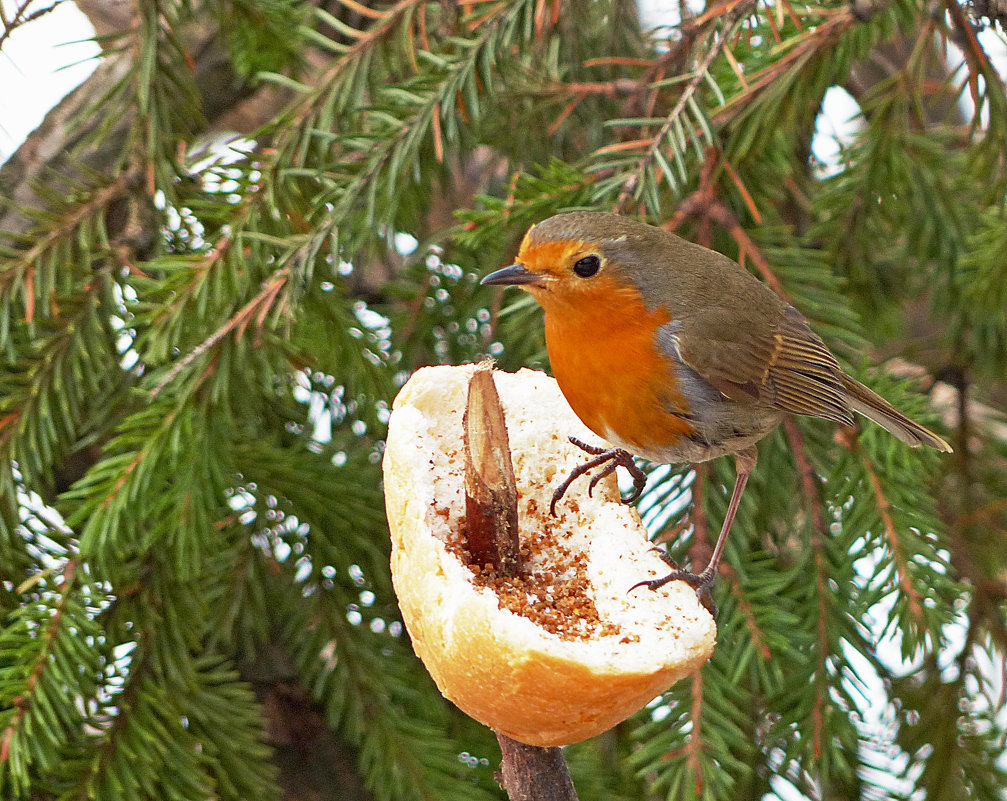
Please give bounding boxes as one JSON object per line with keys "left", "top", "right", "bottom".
{"left": 720, "top": 562, "right": 771, "bottom": 659}
{"left": 331, "top": 0, "right": 388, "bottom": 19}
{"left": 944, "top": 0, "right": 995, "bottom": 111}
{"left": 835, "top": 430, "right": 926, "bottom": 629}
{"left": 811, "top": 549, "right": 828, "bottom": 760}
{"left": 780, "top": 0, "right": 804, "bottom": 31}
{"left": 781, "top": 417, "right": 829, "bottom": 760}
{"left": 721, "top": 157, "right": 761, "bottom": 224}
{"left": 763, "top": 0, "right": 784, "bottom": 43}
{"left": 689, "top": 465, "right": 712, "bottom": 568}
{"left": 150, "top": 267, "right": 290, "bottom": 399}
{"left": 664, "top": 147, "right": 785, "bottom": 298}
{"left": 685, "top": 670, "right": 705, "bottom": 795}
{"left": 783, "top": 418, "right": 826, "bottom": 536}
{"left": 711, "top": 13, "right": 855, "bottom": 125}
{"left": 722, "top": 42, "right": 750, "bottom": 89}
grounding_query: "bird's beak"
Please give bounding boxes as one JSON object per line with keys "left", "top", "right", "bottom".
{"left": 480, "top": 263, "right": 541, "bottom": 287}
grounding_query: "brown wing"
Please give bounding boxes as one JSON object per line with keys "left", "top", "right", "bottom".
{"left": 668, "top": 305, "right": 855, "bottom": 426}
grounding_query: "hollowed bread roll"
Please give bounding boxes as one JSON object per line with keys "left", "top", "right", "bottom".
{"left": 383, "top": 364, "right": 715, "bottom": 747}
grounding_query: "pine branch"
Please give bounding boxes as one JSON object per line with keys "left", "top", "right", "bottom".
{"left": 719, "top": 563, "right": 771, "bottom": 661}
{"left": 853, "top": 433, "right": 925, "bottom": 624}
{"left": 0, "top": 282, "right": 119, "bottom": 489}
{"left": 233, "top": 438, "right": 390, "bottom": 593}
{"left": 54, "top": 550, "right": 279, "bottom": 800}
{"left": 776, "top": 417, "right": 835, "bottom": 771}
{"left": 715, "top": 8, "right": 866, "bottom": 124}
{"left": 608, "top": 6, "right": 749, "bottom": 212}
{"left": 282, "top": 591, "right": 499, "bottom": 801}
{"left": 63, "top": 389, "right": 232, "bottom": 578}
{"left": 175, "top": 656, "right": 280, "bottom": 801}
{"left": 149, "top": 265, "right": 290, "bottom": 399}
{"left": 631, "top": 660, "right": 755, "bottom": 800}
{"left": 0, "top": 171, "right": 141, "bottom": 348}
{"left": 278, "top": 0, "right": 430, "bottom": 132}
{"left": 0, "top": 559, "right": 106, "bottom": 797}
{"left": 298, "top": 0, "right": 546, "bottom": 256}
{"left": 129, "top": 0, "right": 209, "bottom": 196}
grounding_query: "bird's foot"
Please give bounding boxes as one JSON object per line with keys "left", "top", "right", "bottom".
{"left": 629, "top": 567, "right": 717, "bottom": 616}
{"left": 549, "top": 438, "right": 648, "bottom": 516}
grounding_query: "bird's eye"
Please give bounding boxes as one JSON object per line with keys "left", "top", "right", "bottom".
{"left": 573, "top": 255, "right": 601, "bottom": 278}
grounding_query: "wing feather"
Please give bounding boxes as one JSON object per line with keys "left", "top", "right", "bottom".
{"left": 667, "top": 304, "right": 855, "bottom": 425}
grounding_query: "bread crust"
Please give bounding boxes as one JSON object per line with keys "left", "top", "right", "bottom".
{"left": 384, "top": 364, "right": 715, "bottom": 746}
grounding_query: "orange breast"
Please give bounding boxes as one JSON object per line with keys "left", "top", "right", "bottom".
{"left": 541, "top": 276, "right": 694, "bottom": 458}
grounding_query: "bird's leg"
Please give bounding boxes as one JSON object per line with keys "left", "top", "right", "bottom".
{"left": 630, "top": 447, "right": 757, "bottom": 611}
{"left": 549, "top": 437, "right": 648, "bottom": 517}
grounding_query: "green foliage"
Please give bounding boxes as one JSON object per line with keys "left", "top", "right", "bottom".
{"left": 947, "top": 206, "right": 1007, "bottom": 376}
{"left": 222, "top": 0, "right": 310, "bottom": 78}
{"left": 1, "top": 0, "right": 1005, "bottom": 798}
{"left": 0, "top": 567, "right": 105, "bottom": 798}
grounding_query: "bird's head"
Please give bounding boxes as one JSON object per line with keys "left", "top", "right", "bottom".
{"left": 480, "top": 212, "right": 647, "bottom": 311}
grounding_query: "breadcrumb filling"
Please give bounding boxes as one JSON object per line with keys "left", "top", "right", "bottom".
{"left": 430, "top": 447, "right": 634, "bottom": 642}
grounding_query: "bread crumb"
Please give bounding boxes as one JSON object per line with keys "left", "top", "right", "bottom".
{"left": 445, "top": 493, "right": 626, "bottom": 641}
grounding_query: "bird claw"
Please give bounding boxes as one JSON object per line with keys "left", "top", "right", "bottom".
{"left": 549, "top": 438, "right": 648, "bottom": 516}
{"left": 587, "top": 463, "right": 617, "bottom": 497}
{"left": 628, "top": 567, "right": 717, "bottom": 617}
{"left": 649, "top": 546, "right": 679, "bottom": 571}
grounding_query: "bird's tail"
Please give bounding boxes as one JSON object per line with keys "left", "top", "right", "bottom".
{"left": 839, "top": 374, "right": 952, "bottom": 453}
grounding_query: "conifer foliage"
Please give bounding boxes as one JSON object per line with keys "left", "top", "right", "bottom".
{"left": 1, "top": 0, "right": 1006, "bottom": 798}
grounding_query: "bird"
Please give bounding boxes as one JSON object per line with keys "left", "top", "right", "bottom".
{"left": 480, "top": 211, "right": 951, "bottom": 602}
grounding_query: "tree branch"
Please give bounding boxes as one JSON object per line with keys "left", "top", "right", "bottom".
{"left": 0, "top": 0, "right": 66, "bottom": 51}
{"left": 496, "top": 734, "right": 578, "bottom": 801}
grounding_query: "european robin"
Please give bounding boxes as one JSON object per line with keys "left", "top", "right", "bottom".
{"left": 481, "top": 211, "right": 951, "bottom": 601}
